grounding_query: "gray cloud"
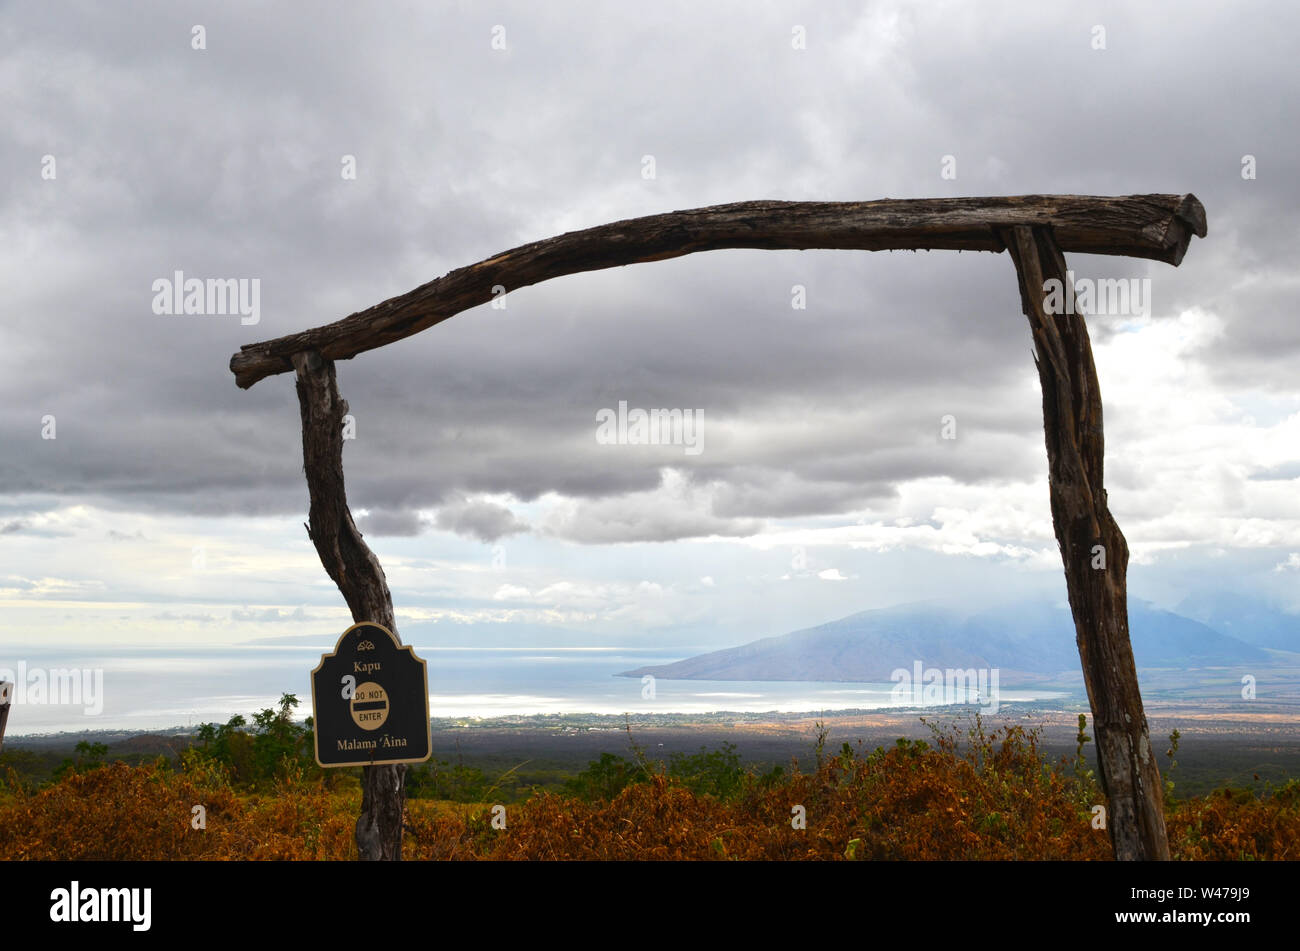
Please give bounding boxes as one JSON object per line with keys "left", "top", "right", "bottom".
{"left": 1, "top": 1, "right": 1296, "bottom": 545}
{"left": 434, "top": 498, "right": 528, "bottom": 544}
{"left": 709, "top": 472, "right": 897, "bottom": 520}
{"left": 107, "top": 529, "right": 147, "bottom": 541}
{"left": 356, "top": 508, "right": 427, "bottom": 537}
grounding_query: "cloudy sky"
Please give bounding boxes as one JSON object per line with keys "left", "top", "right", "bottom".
{"left": 2, "top": 0, "right": 1298, "bottom": 656}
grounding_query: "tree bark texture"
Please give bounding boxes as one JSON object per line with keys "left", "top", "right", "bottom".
{"left": 1001, "top": 225, "right": 1171, "bottom": 861}
{"left": 293, "top": 350, "right": 406, "bottom": 861}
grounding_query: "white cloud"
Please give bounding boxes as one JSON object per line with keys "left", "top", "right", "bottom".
{"left": 1275, "top": 553, "right": 1300, "bottom": 573}
{"left": 492, "top": 584, "right": 531, "bottom": 601}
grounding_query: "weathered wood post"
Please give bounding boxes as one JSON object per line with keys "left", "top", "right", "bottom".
{"left": 1000, "top": 224, "right": 1171, "bottom": 860}
{"left": 293, "top": 350, "right": 406, "bottom": 861}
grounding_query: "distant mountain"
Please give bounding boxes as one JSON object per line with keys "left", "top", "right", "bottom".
{"left": 620, "top": 598, "right": 1270, "bottom": 683}
{"left": 1175, "top": 590, "right": 1300, "bottom": 652}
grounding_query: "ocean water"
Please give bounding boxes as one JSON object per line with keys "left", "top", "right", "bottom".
{"left": 1, "top": 645, "right": 1067, "bottom": 735}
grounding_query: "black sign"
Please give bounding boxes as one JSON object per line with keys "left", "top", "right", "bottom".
{"left": 0, "top": 680, "right": 12, "bottom": 752}
{"left": 310, "top": 622, "right": 431, "bottom": 767}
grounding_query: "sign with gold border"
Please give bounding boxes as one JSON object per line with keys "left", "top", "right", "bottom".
{"left": 310, "top": 622, "right": 432, "bottom": 767}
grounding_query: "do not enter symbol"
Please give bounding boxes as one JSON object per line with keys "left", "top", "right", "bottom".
{"left": 350, "top": 681, "right": 389, "bottom": 731}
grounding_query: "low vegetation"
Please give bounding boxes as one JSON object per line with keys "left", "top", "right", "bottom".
{"left": 2, "top": 704, "right": 1296, "bottom": 860}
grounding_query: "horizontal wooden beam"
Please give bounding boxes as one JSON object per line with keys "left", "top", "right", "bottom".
{"left": 231, "top": 193, "right": 1205, "bottom": 388}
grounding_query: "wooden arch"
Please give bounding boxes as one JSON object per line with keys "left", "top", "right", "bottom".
{"left": 231, "top": 194, "right": 1207, "bottom": 861}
